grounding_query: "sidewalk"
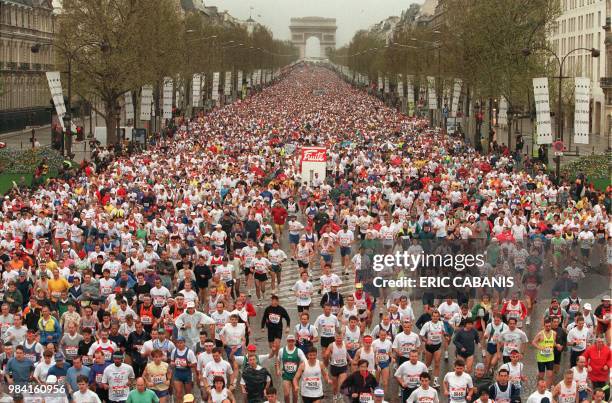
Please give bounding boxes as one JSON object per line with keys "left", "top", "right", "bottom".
{"left": 0, "top": 113, "right": 108, "bottom": 163}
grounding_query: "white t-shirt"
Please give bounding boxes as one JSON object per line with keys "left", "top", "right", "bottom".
{"left": 439, "top": 302, "right": 461, "bottom": 321}
{"left": 72, "top": 389, "right": 102, "bottom": 403}
{"left": 420, "top": 321, "right": 445, "bottom": 345}
{"left": 526, "top": 390, "right": 553, "bottom": 403}
{"left": 392, "top": 331, "right": 421, "bottom": 357}
{"left": 394, "top": 360, "right": 428, "bottom": 388}
{"left": 567, "top": 326, "right": 589, "bottom": 352}
{"left": 444, "top": 372, "right": 473, "bottom": 403}
{"left": 220, "top": 323, "right": 245, "bottom": 346}
{"left": 407, "top": 386, "right": 440, "bottom": 403}
{"left": 210, "top": 310, "right": 231, "bottom": 340}
{"left": 204, "top": 359, "right": 233, "bottom": 385}
{"left": 101, "top": 363, "right": 135, "bottom": 402}
{"left": 292, "top": 280, "right": 314, "bottom": 306}
{"left": 315, "top": 314, "right": 339, "bottom": 339}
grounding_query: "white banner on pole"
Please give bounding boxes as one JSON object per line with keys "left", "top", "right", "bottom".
{"left": 192, "top": 74, "right": 201, "bottom": 107}
{"left": 498, "top": 96, "right": 508, "bottom": 127}
{"left": 140, "top": 85, "right": 153, "bottom": 121}
{"left": 212, "top": 72, "right": 220, "bottom": 100}
{"left": 427, "top": 76, "right": 437, "bottom": 110}
{"left": 574, "top": 77, "right": 591, "bottom": 144}
{"left": 377, "top": 75, "right": 383, "bottom": 91}
{"left": 124, "top": 92, "right": 134, "bottom": 120}
{"left": 451, "top": 79, "right": 462, "bottom": 117}
{"left": 384, "top": 76, "right": 389, "bottom": 93}
{"left": 237, "top": 71, "right": 243, "bottom": 92}
{"left": 162, "top": 77, "right": 173, "bottom": 119}
{"left": 45, "top": 71, "right": 66, "bottom": 130}
{"left": 224, "top": 71, "right": 232, "bottom": 96}
{"left": 533, "top": 77, "right": 552, "bottom": 144}
{"left": 406, "top": 76, "right": 414, "bottom": 102}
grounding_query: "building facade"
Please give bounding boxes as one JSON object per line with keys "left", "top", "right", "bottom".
{"left": 548, "top": 0, "right": 608, "bottom": 138}
{"left": 601, "top": 0, "right": 611, "bottom": 142}
{"left": 0, "top": 0, "right": 55, "bottom": 133}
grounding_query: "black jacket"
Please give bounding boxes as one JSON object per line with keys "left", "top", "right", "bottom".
{"left": 341, "top": 371, "right": 378, "bottom": 403}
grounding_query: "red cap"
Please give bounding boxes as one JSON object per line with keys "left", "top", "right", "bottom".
{"left": 247, "top": 344, "right": 257, "bottom": 352}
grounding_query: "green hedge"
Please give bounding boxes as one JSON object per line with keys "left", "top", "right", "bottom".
{"left": 0, "top": 148, "right": 64, "bottom": 174}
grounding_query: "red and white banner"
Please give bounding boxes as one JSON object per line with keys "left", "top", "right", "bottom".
{"left": 301, "top": 147, "right": 327, "bottom": 162}
{"left": 300, "top": 147, "right": 327, "bottom": 185}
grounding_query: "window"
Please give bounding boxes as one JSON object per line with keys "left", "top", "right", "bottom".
{"left": 598, "top": 11, "right": 601, "bottom": 27}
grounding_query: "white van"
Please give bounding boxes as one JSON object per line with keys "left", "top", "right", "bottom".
{"left": 93, "top": 126, "right": 134, "bottom": 147}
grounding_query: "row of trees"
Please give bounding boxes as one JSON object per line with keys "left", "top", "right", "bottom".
{"left": 331, "top": 0, "right": 561, "bottom": 145}
{"left": 55, "top": 0, "right": 298, "bottom": 144}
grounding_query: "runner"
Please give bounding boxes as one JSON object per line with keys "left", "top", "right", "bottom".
{"left": 394, "top": 350, "right": 428, "bottom": 402}
{"left": 420, "top": 309, "right": 446, "bottom": 387}
{"left": 442, "top": 359, "right": 473, "bottom": 403}
{"left": 101, "top": 352, "right": 135, "bottom": 403}
{"left": 275, "top": 334, "right": 306, "bottom": 403}
{"left": 293, "top": 347, "right": 330, "bottom": 403}
{"left": 532, "top": 318, "right": 556, "bottom": 387}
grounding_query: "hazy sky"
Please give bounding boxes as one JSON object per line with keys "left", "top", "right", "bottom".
{"left": 207, "top": 0, "right": 422, "bottom": 46}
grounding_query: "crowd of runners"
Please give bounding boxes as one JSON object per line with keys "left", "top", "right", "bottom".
{"left": 0, "top": 64, "right": 610, "bottom": 403}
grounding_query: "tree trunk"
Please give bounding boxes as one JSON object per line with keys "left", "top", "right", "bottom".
{"left": 104, "top": 98, "right": 120, "bottom": 146}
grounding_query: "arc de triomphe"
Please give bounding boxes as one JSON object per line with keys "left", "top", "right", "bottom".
{"left": 289, "top": 17, "right": 337, "bottom": 59}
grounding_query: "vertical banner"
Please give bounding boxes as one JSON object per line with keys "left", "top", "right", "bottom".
{"left": 247, "top": 73, "right": 252, "bottom": 88}
{"left": 384, "top": 76, "right": 389, "bottom": 93}
{"left": 211, "top": 72, "right": 220, "bottom": 100}
{"left": 139, "top": 85, "right": 153, "bottom": 121}
{"left": 498, "top": 96, "right": 508, "bottom": 127}
{"left": 377, "top": 74, "right": 383, "bottom": 91}
{"left": 427, "top": 76, "right": 437, "bottom": 110}
{"left": 162, "top": 77, "right": 173, "bottom": 119}
{"left": 237, "top": 71, "right": 243, "bottom": 93}
{"left": 407, "top": 76, "right": 415, "bottom": 117}
{"left": 192, "top": 74, "right": 201, "bottom": 107}
{"left": 124, "top": 92, "right": 134, "bottom": 121}
{"left": 224, "top": 71, "right": 232, "bottom": 96}
{"left": 532, "top": 77, "right": 552, "bottom": 144}
{"left": 574, "top": 77, "right": 591, "bottom": 144}
{"left": 397, "top": 75, "right": 404, "bottom": 97}
{"left": 451, "top": 79, "right": 462, "bottom": 117}
{"left": 45, "top": 71, "right": 66, "bottom": 129}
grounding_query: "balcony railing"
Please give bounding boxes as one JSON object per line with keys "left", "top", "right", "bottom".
{"left": 6, "top": 61, "right": 17, "bottom": 70}
{"left": 600, "top": 77, "right": 612, "bottom": 89}
{"left": 32, "top": 63, "right": 42, "bottom": 71}
{"left": 19, "top": 63, "right": 30, "bottom": 70}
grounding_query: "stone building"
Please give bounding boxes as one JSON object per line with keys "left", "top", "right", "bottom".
{"left": 0, "top": 0, "right": 55, "bottom": 133}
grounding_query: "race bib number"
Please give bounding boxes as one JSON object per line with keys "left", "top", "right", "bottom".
{"left": 284, "top": 362, "right": 298, "bottom": 373}
{"left": 152, "top": 375, "right": 165, "bottom": 385}
{"left": 359, "top": 393, "right": 373, "bottom": 402}
{"left": 540, "top": 347, "right": 553, "bottom": 356}
{"left": 111, "top": 385, "right": 129, "bottom": 400}
{"left": 269, "top": 313, "right": 281, "bottom": 324}
{"left": 95, "top": 373, "right": 103, "bottom": 383}
{"left": 141, "top": 316, "right": 152, "bottom": 325}
{"left": 65, "top": 346, "right": 78, "bottom": 358}
{"left": 175, "top": 357, "right": 188, "bottom": 368}
{"left": 375, "top": 351, "right": 389, "bottom": 363}
{"left": 321, "top": 324, "right": 335, "bottom": 337}
{"left": 304, "top": 377, "right": 320, "bottom": 390}
{"left": 450, "top": 387, "right": 466, "bottom": 400}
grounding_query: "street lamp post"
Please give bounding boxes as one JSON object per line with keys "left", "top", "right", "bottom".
{"left": 522, "top": 46, "right": 600, "bottom": 179}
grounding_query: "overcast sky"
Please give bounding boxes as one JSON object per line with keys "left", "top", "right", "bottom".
{"left": 207, "top": 0, "right": 422, "bottom": 46}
